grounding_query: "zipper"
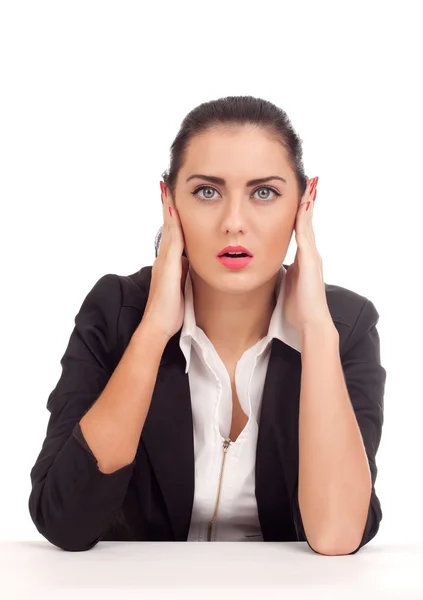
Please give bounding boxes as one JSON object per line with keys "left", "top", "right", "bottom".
{"left": 207, "top": 437, "right": 233, "bottom": 541}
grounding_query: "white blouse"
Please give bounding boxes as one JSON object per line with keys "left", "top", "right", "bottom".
{"left": 179, "top": 265, "right": 301, "bottom": 541}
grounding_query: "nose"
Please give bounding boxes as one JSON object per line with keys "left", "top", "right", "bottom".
{"left": 219, "top": 199, "right": 250, "bottom": 233}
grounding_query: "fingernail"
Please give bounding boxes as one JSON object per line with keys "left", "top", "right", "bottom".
{"left": 306, "top": 201, "right": 311, "bottom": 211}
{"left": 169, "top": 206, "right": 172, "bottom": 217}
{"left": 313, "top": 188, "right": 317, "bottom": 201}
{"left": 310, "top": 177, "right": 318, "bottom": 194}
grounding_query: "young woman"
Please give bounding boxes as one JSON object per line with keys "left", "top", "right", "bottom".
{"left": 28, "top": 95, "right": 386, "bottom": 555}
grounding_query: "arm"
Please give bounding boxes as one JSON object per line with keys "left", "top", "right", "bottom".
{"left": 28, "top": 274, "right": 168, "bottom": 551}
{"left": 79, "top": 317, "right": 168, "bottom": 475}
{"left": 293, "top": 299, "right": 385, "bottom": 555}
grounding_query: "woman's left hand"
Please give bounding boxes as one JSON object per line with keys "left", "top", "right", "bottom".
{"left": 283, "top": 177, "right": 334, "bottom": 336}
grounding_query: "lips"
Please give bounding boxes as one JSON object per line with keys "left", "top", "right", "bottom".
{"left": 217, "top": 254, "right": 253, "bottom": 270}
{"left": 217, "top": 245, "right": 253, "bottom": 257}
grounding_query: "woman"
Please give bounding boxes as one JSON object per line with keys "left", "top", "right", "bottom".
{"left": 28, "top": 96, "right": 386, "bottom": 554}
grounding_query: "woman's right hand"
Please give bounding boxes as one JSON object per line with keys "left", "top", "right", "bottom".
{"left": 142, "top": 186, "right": 190, "bottom": 342}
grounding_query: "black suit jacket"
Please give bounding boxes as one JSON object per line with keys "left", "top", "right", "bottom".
{"left": 28, "top": 264, "right": 386, "bottom": 553}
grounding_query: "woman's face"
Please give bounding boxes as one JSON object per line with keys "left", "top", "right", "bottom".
{"left": 173, "top": 125, "right": 300, "bottom": 293}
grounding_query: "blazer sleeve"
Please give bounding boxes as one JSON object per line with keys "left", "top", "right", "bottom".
{"left": 293, "top": 298, "right": 386, "bottom": 555}
{"left": 28, "top": 273, "right": 136, "bottom": 552}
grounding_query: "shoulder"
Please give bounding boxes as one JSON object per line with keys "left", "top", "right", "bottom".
{"left": 325, "top": 281, "right": 380, "bottom": 326}
{"left": 324, "top": 280, "right": 381, "bottom": 351}
{"left": 81, "top": 266, "right": 153, "bottom": 314}
{"left": 73, "top": 266, "right": 154, "bottom": 370}
{"left": 118, "top": 265, "right": 153, "bottom": 311}
{"left": 281, "top": 263, "right": 381, "bottom": 338}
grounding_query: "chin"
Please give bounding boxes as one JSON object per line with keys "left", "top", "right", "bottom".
{"left": 193, "top": 259, "right": 281, "bottom": 289}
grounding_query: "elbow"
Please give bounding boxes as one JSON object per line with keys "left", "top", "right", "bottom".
{"left": 55, "top": 537, "right": 102, "bottom": 552}
{"left": 28, "top": 492, "right": 102, "bottom": 552}
{"left": 34, "top": 519, "right": 102, "bottom": 552}
{"left": 304, "top": 492, "right": 382, "bottom": 556}
{"left": 300, "top": 519, "right": 365, "bottom": 556}
{"left": 306, "top": 519, "right": 378, "bottom": 556}
{"left": 307, "top": 538, "right": 362, "bottom": 556}
{"left": 45, "top": 522, "right": 103, "bottom": 552}
{"left": 305, "top": 524, "right": 371, "bottom": 556}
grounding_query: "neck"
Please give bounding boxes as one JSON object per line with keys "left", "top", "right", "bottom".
{"left": 190, "top": 268, "right": 280, "bottom": 356}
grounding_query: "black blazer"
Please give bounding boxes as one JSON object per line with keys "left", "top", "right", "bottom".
{"left": 28, "top": 264, "right": 386, "bottom": 553}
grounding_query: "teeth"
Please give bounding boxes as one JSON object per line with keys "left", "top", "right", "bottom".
{"left": 228, "top": 252, "right": 243, "bottom": 255}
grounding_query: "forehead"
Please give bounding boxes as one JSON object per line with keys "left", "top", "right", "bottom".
{"left": 182, "top": 126, "right": 290, "bottom": 175}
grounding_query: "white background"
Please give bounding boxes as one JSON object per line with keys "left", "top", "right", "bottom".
{"left": 0, "top": 0, "right": 421, "bottom": 543}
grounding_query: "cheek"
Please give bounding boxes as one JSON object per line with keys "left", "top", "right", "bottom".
{"left": 179, "top": 217, "right": 205, "bottom": 250}
{"left": 265, "top": 215, "right": 292, "bottom": 237}
{"left": 265, "top": 221, "right": 292, "bottom": 251}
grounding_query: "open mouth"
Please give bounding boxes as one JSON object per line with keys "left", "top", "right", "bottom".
{"left": 221, "top": 253, "right": 250, "bottom": 258}
{"left": 217, "top": 253, "right": 253, "bottom": 270}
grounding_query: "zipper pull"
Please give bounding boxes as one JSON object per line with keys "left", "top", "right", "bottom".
{"left": 223, "top": 438, "right": 232, "bottom": 451}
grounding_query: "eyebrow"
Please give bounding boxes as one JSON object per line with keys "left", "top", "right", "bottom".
{"left": 185, "top": 174, "right": 287, "bottom": 186}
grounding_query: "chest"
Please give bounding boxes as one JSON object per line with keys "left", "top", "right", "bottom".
{"left": 224, "top": 361, "right": 249, "bottom": 443}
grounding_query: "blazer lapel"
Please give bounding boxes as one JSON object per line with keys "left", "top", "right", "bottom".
{"left": 255, "top": 338, "right": 302, "bottom": 540}
{"left": 141, "top": 330, "right": 195, "bottom": 541}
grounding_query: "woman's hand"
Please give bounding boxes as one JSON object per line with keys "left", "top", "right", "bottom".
{"left": 283, "top": 177, "right": 333, "bottom": 337}
{"left": 143, "top": 184, "right": 190, "bottom": 341}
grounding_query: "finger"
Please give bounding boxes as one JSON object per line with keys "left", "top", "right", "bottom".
{"left": 161, "top": 189, "right": 170, "bottom": 233}
{"left": 305, "top": 177, "right": 314, "bottom": 200}
{"left": 304, "top": 177, "right": 316, "bottom": 219}
{"left": 299, "top": 177, "right": 314, "bottom": 214}
{"left": 295, "top": 191, "right": 313, "bottom": 242}
{"left": 162, "top": 186, "right": 186, "bottom": 252}
{"left": 308, "top": 179, "right": 316, "bottom": 231}
{"left": 171, "top": 203, "right": 187, "bottom": 248}
{"left": 158, "top": 188, "right": 172, "bottom": 255}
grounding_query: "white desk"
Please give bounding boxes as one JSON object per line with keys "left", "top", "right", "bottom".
{"left": 1, "top": 541, "right": 422, "bottom": 599}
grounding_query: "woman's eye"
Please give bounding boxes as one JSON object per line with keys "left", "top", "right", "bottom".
{"left": 192, "top": 185, "right": 281, "bottom": 202}
{"left": 193, "top": 185, "right": 218, "bottom": 200}
{"left": 254, "top": 187, "right": 281, "bottom": 201}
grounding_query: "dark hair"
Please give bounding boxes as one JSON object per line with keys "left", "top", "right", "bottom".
{"left": 155, "top": 95, "right": 308, "bottom": 258}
